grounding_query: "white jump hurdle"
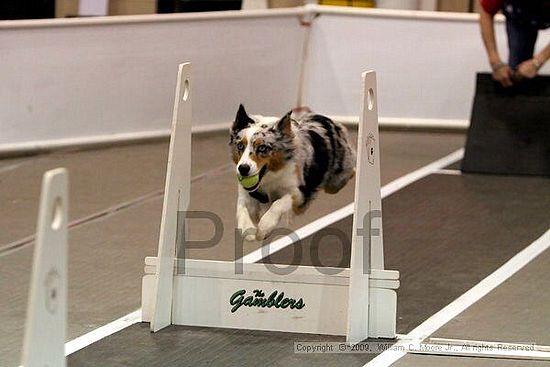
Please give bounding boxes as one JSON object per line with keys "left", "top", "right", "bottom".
{"left": 21, "top": 168, "right": 68, "bottom": 367}
{"left": 142, "top": 63, "right": 399, "bottom": 342}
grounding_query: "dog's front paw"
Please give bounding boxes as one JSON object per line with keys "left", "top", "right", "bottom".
{"left": 237, "top": 210, "right": 257, "bottom": 241}
{"left": 256, "top": 213, "right": 280, "bottom": 241}
{"left": 237, "top": 221, "right": 257, "bottom": 242}
{"left": 239, "top": 226, "right": 257, "bottom": 242}
{"left": 255, "top": 230, "right": 267, "bottom": 241}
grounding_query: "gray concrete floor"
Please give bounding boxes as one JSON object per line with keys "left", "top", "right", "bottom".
{"left": 394, "top": 354, "right": 550, "bottom": 367}
{"left": 432, "top": 245, "right": 550, "bottom": 346}
{"left": 393, "top": 246, "right": 550, "bottom": 367}
{"left": 2, "top": 129, "right": 549, "bottom": 367}
{"left": 65, "top": 171, "right": 550, "bottom": 367}
{"left": 261, "top": 173, "right": 550, "bottom": 338}
{"left": 0, "top": 129, "right": 473, "bottom": 366}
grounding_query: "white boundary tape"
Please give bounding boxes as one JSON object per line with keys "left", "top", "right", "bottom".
{"left": 0, "top": 161, "right": 28, "bottom": 175}
{"left": 410, "top": 341, "right": 550, "bottom": 360}
{"left": 365, "top": 228, "right": 550, "bottom": 366}
{"left": 435, "top": 168, "right": 462, "bottom": 176}
{"left": 428, "top": 337, "right": 550, "bottom": 353}
{"left": 61, "top": 148, "right": 464, "bottom": 354}
{"left": 64, "top": 309, "right": 142, "bottom": 356}
{"left": 0, "top": 123, "right": 232, "bottom": 158}
{"left": 0, "top": 118, "right": 466, "bottom": 157}
{"left": 334, "top": 116, "right": 470, "bottom": 131}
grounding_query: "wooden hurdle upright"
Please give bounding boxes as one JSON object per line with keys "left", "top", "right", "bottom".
{"left": 21, "top": 168, "right": 68, "bottom": 367}
{"left": 142, "top": 63, "right": 399, "bottom": 342}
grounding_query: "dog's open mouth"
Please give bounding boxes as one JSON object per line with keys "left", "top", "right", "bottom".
{"left": 243, "top": 165, "right": 268, "bottom": 192}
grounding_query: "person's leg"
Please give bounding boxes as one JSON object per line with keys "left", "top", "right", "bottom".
{"left": 506, "top": 19, "right": 539, "bottom": 69}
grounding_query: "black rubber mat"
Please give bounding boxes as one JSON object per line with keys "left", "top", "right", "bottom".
{"left": 461, "top": 73, "right": 550, "bottom": 176}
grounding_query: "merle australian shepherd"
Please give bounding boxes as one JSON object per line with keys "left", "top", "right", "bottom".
{"left": 230, "top": 104, "right": 356, "bottom": 241}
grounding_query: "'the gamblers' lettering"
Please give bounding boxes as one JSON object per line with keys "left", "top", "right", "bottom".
{"left": 229, "top": 289, "right": 305, "bottom": 313}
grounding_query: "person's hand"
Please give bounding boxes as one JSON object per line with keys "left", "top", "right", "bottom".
{"left": 492, "top": 63, "right": 513, "bottom": 87}
{"left": 516, "top": 58, "right": 540, "bottom": 79}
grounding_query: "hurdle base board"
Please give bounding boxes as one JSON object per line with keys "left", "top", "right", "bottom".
{"left": 142, "top": 257, "right": 399, "bottom": 338}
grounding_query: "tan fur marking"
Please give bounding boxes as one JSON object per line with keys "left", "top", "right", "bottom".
{"left": 253, "top": 138, "right": 264, "bottom": 148}
{"left": 249, "top": 147, "right": 287, "bottom": 173}
{"left": 267, "top": 151, "right": 286, "bottom": 171}
{"left": 294, "top": 164, "right": 304, "bottom": 183}
{"left": 232, "top": 152, "right": 240, "bottom": 164}
{"left": 248, "top": 154, "right": 285, "bottom": 172}
{"left": 232, "top": 137, "right": 247, "bottom": 164}
{"left": 249, "top": 153, "right": 266, "bottom": 167}
{"left": 292, "top": 193, "right": 306, "bottom": 215}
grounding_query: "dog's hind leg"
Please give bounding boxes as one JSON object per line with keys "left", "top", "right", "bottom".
{"left": 324, "top": 168, "right": 355, "bottom": 194}
{"left": 324, "top": 144, "right": 356, "bottom": 194}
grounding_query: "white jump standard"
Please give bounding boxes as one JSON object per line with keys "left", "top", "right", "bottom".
{"left": 142, "top": 63, "right": 399, "bottom": 342}
{"left": 21, "top": 168, "right": 69, "bottom": 367}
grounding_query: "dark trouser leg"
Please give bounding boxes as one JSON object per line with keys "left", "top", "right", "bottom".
{"left": 506, "top": 19, "right": 539, "bottom": 69}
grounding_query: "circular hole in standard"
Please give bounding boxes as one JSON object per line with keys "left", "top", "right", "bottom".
{"left": 51, "top": 197, "right": 63, "bottom": 230}
{"left": 367, "top": 88, "right": 374, "bottom": 110}
{"left": 183, "top": 79, "right": 190, "bottom": 101}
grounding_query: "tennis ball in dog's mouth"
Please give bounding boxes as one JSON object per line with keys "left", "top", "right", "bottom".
{"left": 238, "top": 174, "right": 259, "bottom": 190}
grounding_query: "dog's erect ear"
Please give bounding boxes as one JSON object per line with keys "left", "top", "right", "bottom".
{"left": 232, "top": 104, "right": 254, "bottom": 132}
{"left": 276, "top": 111, "right": 293, "bottom": 136}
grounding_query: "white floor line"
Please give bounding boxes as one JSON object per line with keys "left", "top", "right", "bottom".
{"left": 429, "top": 337, "right": 550, "bottom": 353}
{"left": 0, "top": 162, "right": 26, "bottom": 174}
{"left": 435, "top": 168, "right": 462, "bottom": 176}
{"left": 365, "top": 228, "right": 550, "bottom": 367}
{"left": 0, "top": 157, "right": 44, "bottom": 175}
{"left": 63, "top": 148, "right": 465, "bottom": 354}
{"left": 0, "top": 163, "right": 232, "bottom": 257}
{"left": 411, "top": 342, "right": 550, "bottom": 361}
{"left": 379, "top": 149, "right": 464, "bottom": 198}
{"left": 240, "top": 148, "right": 464, "bottom": 264}
{"left": 65, "top": 309, "right": 141, "bottom": 356}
